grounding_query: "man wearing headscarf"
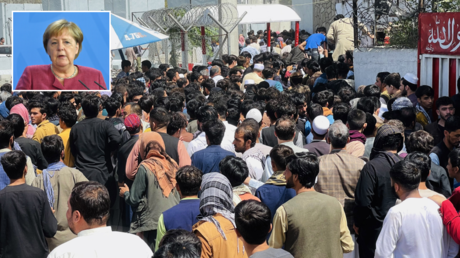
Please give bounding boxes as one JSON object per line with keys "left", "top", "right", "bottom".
{"left": 119, "top": 138, "right": 180, "bottom": 251}
{"left": 353, "top": 124, "right": 404, "bottom": 257}
{"left": 193, "top": 173, "right": 247, "bottom": 258}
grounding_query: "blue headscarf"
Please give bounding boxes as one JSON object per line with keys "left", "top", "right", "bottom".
{"left": 0, "top": 102, "right": 9, "bottom": 118}
{"left": 43, "top": 162, "right": 66, "bottom": 208}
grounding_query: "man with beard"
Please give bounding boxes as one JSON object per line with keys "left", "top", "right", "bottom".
{"left": 430, "top": 116, "right": 460, "bottom": 172}
{"left": 269, "top": 152, "right": 354, "bottom": 258}
{"left": 48, "top": 181, "right": 153, "bottom": 257}
{"left": 425, "top": 97, "right": 455, "bottom": 146}
{"left": 353, "top": 124, "right": 404, "bottom": 257}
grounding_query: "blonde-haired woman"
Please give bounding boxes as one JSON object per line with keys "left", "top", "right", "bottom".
{"left": 16, "top": 19, "right": 105, "bottom": 90}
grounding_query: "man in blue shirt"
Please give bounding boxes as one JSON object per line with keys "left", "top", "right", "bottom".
{"left": 191, "top": 119, "right": 235, "bottom": 174}
{"left": 299, "top": 27, "right": 327, "bottom": 61}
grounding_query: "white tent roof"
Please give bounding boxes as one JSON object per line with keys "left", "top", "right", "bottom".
{"left": 237, "top": 4, "right": 301, "bottom": 24}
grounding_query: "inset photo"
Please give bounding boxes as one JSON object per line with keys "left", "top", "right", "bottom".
{"left": 12, "top": 11, "right": 110, "bottom": 91}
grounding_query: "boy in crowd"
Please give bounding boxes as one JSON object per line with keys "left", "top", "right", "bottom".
{"left": 415, "top": 85, "right": 434, "bottom": 127}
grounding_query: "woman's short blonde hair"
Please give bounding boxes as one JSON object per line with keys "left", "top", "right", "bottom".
{"left": 43, "top": 19, "right": 83, "bottom": 59}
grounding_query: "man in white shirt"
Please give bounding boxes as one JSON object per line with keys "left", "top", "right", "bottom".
{"left": 375, "top": 160, "right": 458, "bottom": 258}
{"left": 48, "top": 181, "right": 153, "bottom": 258}
{"left": 210, "top": 65, "right": 224, "bottom": 85}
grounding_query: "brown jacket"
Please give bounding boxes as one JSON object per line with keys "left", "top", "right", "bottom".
{"left": 193, "top": 214, "right": 247, "bottom": 258}
{"left": 307, "top": 71, "right": 323, "bottom": 87}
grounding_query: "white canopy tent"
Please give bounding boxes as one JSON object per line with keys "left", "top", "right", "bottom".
{"left": 237, "top": 4, "right": 301, "bottom": 24}
{"left": 236, "top": 4, "right": 302, "bottom": 48}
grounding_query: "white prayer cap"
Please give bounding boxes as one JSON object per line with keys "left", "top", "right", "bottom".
{"left": 179, "top": 74, "right": 185, "bottom": 78}
{"left": 254, "top": 63, "right": 264, "bottom": 71}
{"left": 244, "top": 79, "right": 255, "bottom": 85}
{"left": 402, "top": 73, "right": 418, "bottom": 85}
{"left": 246, "top": 108, "right": 263, "bottom": 123}
{"left": 312, "top": 115, "right": 330, "bottom": 135}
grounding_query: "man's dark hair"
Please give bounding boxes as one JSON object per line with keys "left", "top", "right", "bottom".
{"left": 347, "top": 109, "right": 367, "bottom": 130}
{"left": 196, "top": 105, "right": 218, "bottom": 123}
{"left": 377, "top": 72, "right": 390, "bottom": 83}
{"left": 70, "top": 181, "right": 110, "bottom": 226}
{"left": 138, "top": 95, "right": 154, "bottom": 114}
{"left": 59, "top": 92, "right": 74, "bottom": 103}
{"left": 169, "top": 97, "right": 184, "bottom": 112}
{"left": 384, "top": 73, "right": 401, "bottom": 88}
{"left": 316, "top": 26, "right": 327, "bottom": 33}
{"left": 216, "top": 79, "right": 231, "bottom": 92}
{"left": 406, "top": 152, "right": 431, "bottom": 182}
{"left": 307, "top": 103, "right": 323, "bottom": 122}
{"left": 364, "top": 85, "right": 381, "bottom": 98}
{"left": 220, "top": 156, "right": 249, "bottom": 187}
{"left": 435, "top": 96, "right": 453, "bottom": 110}
{"left": 363, "top": 113, "right": 377, "bottom": 137}
{"left": 150, "top": 107, "right": 170, "bottom": 128}
{"left": 141, "top": 60, "right": 152, "bottom": 70}
{"left": 286, "top": 152, "right": 319, "bottom": 188}
{"left": 236, "top": 119, "right": 259, "bottom": 148}
{"left": 202, "top": 79, "right": 215, "bottom": 92}
{"left": 167, "top": 112, "right": 187, "bottom": 135}
{"left": 337, "top": 62, "right": 349, "bottom": 78}
{"left": 127, "top": 86, "right": 144, "bottom": 102}
{"left": 406, "top": 130, "right": 434, "bottom": 154}
{"left": 202, "top": 119, "right": 225, "bottom": 145}
{"left": 166, "top": 69, "right": 177, "bottom": 81}
{"left": 319, "top": 57, "right": 333, "bottom": 72}
{"left": 270, "top": 144, "right": 294, "bottom": 171}
{"left": 0, "top": 83, "right": 11, "bottom": 93}
{"left": 449, "top": 149, "right": 460, "bottom": 170}
{"left": 313, "top": 90, "right": 334, "bottom": 108}
{"left": 235, "top": 200, "right": 271, "bottom": 245}
{"left": 415, "top": 85, "right": 434, "bottom": 99}
{"left": 190, "top": 72, "right": 202, "bottom": 83}
{"left": 41, "top": 135, "right": 64, "bottom": 164}
{"left": 1, "top": 150, "right": 26, "bottom": 180}
{"left": 275, "top": 116, "right": 295, "bottom": 140}
{"left": 121, "top": 60, "right": 131, "bottom": 69}
{"left": 390, "top": 160, "right": 420, "bottom": 191}
{"left": 306, "top": 60, "right": 321, "bottom": 73}
{"left": 0, "top": 120, "right": 13, "bottom": 148}
{"left": 186, "top": 99, "right": 202, "bottom": 120}
{"left": 337, "top": 86, "right": 356, "bottom": 104}
{"left": 6, "top": 114, "right": 24, "bottom": 139}
{"left": 154, "top": 242, "right": 200, "bottom": 258}
{"left": 276, "top": 99, "right": 297, "bottom": 118}
{"left": 445, "top": 116, "right": 460, "bottom": 133}
{"left": 213, "top": 99, "right": 228, "bottom": 119}
{"left": 58, "top": 105, "right": 77, "bottom": 128}
{"left": 378, "top": 133, "right": 404, "bottom": 151}
{"left": 402, "top": 78, "right": 418, "bottom": 92}
{"left": 400, "top": 107, "right": 416, "bottom": 128}
{"left": 333, "top": 102, "right": 350, "bottom": 124}
{"left": 28, "top": 101, "right": 49, "bottom": 118}
{"left": 176, "top": 165, "right": 202, "bottom": 196}
{"left": 357, "top": 97, "right": 375, "bottom": 114}
{"left": 158, "top": 229, "right": 201, "bottom": 254}
{"left": 81, "top": 95, "right": 102, "bottom": 118}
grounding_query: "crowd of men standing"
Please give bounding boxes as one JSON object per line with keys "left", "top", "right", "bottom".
{"left": 1, "top": 22, "right": 460, "bottom": 258}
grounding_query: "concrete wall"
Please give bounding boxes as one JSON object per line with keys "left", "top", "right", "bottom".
{"left": 354, "top": 47, "right": 417, "bottom": 88}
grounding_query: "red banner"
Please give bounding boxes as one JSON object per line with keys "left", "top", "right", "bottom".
{"left": 419, "top": 12, "right": 460, "bottom": 55}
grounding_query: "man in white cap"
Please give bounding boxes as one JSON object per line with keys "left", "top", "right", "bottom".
{"left": 241, "top": 63, "right": 265, "bottom": 91}
{"left": 401, "top": 73, "right": 419, "bottom": 106}
{"left": 315, "top": 120, "right": 365, "bottom": 258}
{"left": 245, "top": 109, "right": 273, "bottom": 157}
{"left": 304, "top": 116, "right": 331, "bottom": 157}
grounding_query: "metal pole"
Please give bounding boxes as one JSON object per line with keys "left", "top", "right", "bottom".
{"left": 267, "top": 23, "right": 271, "bottom": 52}
{"left": 353, "top": 0, "right": 359, "bottom": 48}
{"left": 201, "top": 26, "right": 207, "bottom": 65}
{"left": 295, "top": 21, "right": 299, "bottom": 46}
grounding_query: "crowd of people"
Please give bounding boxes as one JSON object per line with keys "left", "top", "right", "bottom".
{"left": 1, "top": 20, "right": 460, "bottom": 258}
